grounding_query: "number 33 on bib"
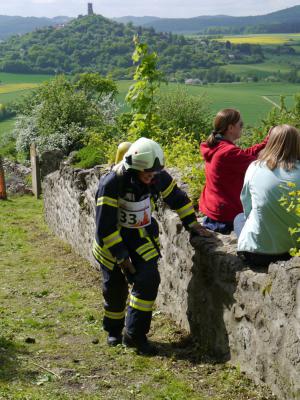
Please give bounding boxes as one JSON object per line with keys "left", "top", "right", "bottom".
{"left": 118, "top": 197, "right": 151, "bottom": 228}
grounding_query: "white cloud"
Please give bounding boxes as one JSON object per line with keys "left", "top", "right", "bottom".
{"left": 31, "top": 0, "right": 57, "bottom": 4}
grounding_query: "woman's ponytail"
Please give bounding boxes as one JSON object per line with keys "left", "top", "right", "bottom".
{"left": 206, "top": 108, "right": 241, "bottom": 148}
{"left": 206, "top": 130, "right": 220, "bottom": 148}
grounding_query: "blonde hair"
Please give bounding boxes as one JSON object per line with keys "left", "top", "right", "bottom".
{"left": 258, "top": 124, "right": 300, "bottom": 171}
{"left": 206, "top": 108, "right": 241, "bottom": 148}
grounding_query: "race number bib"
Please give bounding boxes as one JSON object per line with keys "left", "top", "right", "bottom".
{"left": 118, "top": 197, "right": 151, "bottom": 228}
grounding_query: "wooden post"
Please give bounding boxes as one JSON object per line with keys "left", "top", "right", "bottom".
{"left": 30, "top": 144, "right": 41, "bottom": 199}
{"left": 0, "top": 156, "right": 7, "bottom": 200}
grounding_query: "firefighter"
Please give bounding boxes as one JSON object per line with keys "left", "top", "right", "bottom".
{"left": 93, "top": 137, "right": 209, "bottom": 355}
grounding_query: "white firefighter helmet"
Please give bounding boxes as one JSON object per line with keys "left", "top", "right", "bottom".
{"left": 123, "top": 137, "right": 164, "bottom": 172}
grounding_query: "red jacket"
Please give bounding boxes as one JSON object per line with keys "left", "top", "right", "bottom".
{"left": 199, "top": 136, "right": 268, "bottom": 222}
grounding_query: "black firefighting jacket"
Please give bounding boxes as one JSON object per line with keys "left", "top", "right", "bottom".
{"left": 93, "top": 167, "right": 197, "bottom": 269}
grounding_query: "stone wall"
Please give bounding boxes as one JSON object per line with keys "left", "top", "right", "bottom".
{"left": 43, "top": 163, "right": 300, "bottom": 400}
{"left": 3, "top": 159, "right": 32, "bottom": 195}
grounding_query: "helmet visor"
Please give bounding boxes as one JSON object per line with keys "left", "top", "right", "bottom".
{"left": 144, "top": 156, "right": 164, "bottom": 172}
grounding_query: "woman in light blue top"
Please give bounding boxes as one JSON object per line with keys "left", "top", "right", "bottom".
{"left": 234, "top": 124, "right": 300, "bottom": 267}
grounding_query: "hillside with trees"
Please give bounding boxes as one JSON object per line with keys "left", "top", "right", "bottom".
{"left": 0, "top": 15, "right": 72, "bottom": 40}
{"left": 0, "top": 14, "right": 264, "bottom": 80}
{"left": 115, "top": 6, "right": 300, "bottom": 34}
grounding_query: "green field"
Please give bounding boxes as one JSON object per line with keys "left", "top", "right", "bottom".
{"left": 117, "top": 80, "right": 300, "bottom": 126}
{"left": 221, "top": 62, "right": 291, "bottom": 75}
{"left": 1, "top": 74, "right": 300, "bottom": 140}
{"left": 0, "top": 89, "right": 37, "bottom": 105}
{"left": 0, "top": 72, "right": 51, "bottom": 84}
{"left": 0, "top": 73, "right": 51, "bottom": 104}
{"left": 0, "top": 73, "right": 52, "bottom": 138}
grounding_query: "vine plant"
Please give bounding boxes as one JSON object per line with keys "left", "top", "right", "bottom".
{"left": 125, "top": 35, "right": 164, "bottom": 140}
{"left": 280, "top": 182, "right": 300, "bottom": 256}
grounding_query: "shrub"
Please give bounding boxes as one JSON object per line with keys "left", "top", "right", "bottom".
{"left": 164, "top": 131, "right": 205, "bottom": 203}
{"left": 14, "top": 74, "right": 119, "bottom": 158}
{"left": 72, "top": 144, "right": 107, "bottom": 169}
{"left": 15, "top": 107, "right": 86, "bottom": 157}
{"left": 156, "top": 88, "right": 213, "bottom": 143}
{"left": 72, "top": 130, "right": 123, "bottom": 168}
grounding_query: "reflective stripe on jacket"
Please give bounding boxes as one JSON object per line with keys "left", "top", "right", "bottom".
{"left": 93, "top": 169, "right": 197, "bottom": 268}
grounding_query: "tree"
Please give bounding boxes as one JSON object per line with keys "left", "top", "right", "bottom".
{"left": 73, "top": 73, "right": 118, "bottom": 99}
{"left": 14, "top": 74, "right": 119, "bottom": 157}
{"left": 225, "top": 40, "right": 231, "bottom": 49}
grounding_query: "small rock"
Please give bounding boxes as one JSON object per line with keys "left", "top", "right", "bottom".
{"left": 25, "top": 337, "right": 36, "bottom": 344}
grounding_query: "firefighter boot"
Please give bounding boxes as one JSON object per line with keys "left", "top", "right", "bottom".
{"left": 123, "top": 331, "right": 158, "bottom": 356}
{"left": 107, "top": 331, "right": 122, "bottom": 346}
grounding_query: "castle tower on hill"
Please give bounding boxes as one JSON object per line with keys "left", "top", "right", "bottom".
{"left": 88, "top": 3, "right": 94, "bottom": 15}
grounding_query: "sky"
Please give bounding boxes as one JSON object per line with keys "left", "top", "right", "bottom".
{"left": 0, "top": 0, "right": 299, "bottom": 19}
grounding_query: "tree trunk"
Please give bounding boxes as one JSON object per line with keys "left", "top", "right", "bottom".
{"left": 0, "top": 156, "right": 7, "bottom": 200}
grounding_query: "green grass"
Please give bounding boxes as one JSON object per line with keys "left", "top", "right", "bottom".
{"left": 0, "top": 195, "right": 277, "bottom": 400}
{"left": 0, "top": 72, "right": 52, "bottom": 84}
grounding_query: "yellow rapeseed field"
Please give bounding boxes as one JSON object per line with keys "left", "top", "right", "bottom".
{"left": 216, "top": 34, "right": 300, "bottom": 45}
{"left": 0, "top": 83, "right": 39, "bottom": 94}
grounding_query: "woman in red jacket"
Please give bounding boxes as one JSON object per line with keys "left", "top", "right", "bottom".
{"left": 199, "top": 108, "right": 269, "bottom": 234}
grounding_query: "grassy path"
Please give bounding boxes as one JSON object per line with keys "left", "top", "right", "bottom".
{"left": 261, "top": 96, "right": 280, "bottom": 109}
{"left": 0, "top": 196, "right": 276, "bottom": 400}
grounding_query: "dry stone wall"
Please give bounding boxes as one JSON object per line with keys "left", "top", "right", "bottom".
{"left": 43, "top": 163, "right": 300, "bottom": 400}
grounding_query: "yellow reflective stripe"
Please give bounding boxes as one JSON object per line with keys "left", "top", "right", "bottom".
{"left": 176, "top": 202, "right": 194, "bottom": 219}
{"left": 188, "top": 221, "right": 197, "bottom": 228}
{"left": 161, "top": 180, "right": 176, "bottom": 199}
{"left": 96, "top": 196, "right": 118, "bottom": 208}
{"left": 103, "top": 230, "right": 122, "bottom": 248}
{"left": 93, "top": 246, "right": 115, "bottom": 265}
{"left": 143, "top": 248, "right": 159, "bottom": 261}
{"left": 93, "top": 240, "right": 116, "bottom": 262}
{"left": 180, "top": 208, "right": 194, "bottom": 219}
{"left": 130, "top": 295, "right": 154, "bottom": 305}
{"left": 104, "top": 309, "right": 126, "bottom": 320}
{"left": 129, "top": 295, "right": 154, "bottom": 312}
{"left": 136, "top": 240, "right": 154, "bottom": 255}
{"left": 138, "top": 228, "right": 147, "bottom": 238}
{"left": 92, "top": 248, "right": 115, "bottom": 270}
